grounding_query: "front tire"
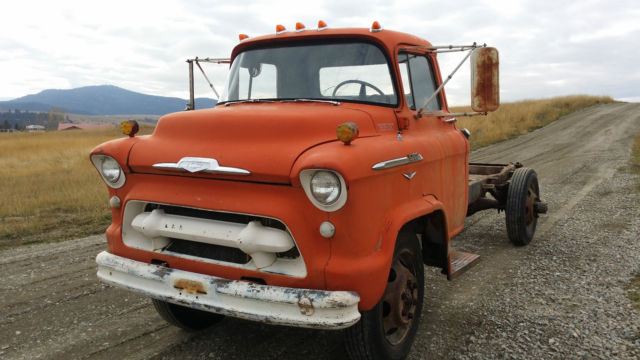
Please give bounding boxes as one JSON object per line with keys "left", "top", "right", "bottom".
{"left": 344, "top": 229, "right": 424, "bottom": 360}
{"left": 152, "top": 299, "right": 225, "bottom": 331}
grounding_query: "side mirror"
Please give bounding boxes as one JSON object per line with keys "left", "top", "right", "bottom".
{"left": 471, "top": 47, "right": 499, "bottom": 112}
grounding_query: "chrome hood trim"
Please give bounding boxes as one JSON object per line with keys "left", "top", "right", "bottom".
{"left": 372, "top": 153, "right": 423, "bottom": 170}
{"left": 153, "top": 157, "right": 250, "bottom": 175}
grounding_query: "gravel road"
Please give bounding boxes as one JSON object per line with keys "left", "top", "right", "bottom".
{"left": 1, "top": 103, "right": 639, "bottom": 359}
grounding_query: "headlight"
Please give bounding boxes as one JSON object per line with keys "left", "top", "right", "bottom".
{"left": 91, "top": 155, "right": 126, "bottom": 189}
{"left": 310, "top": 171, "right": 341, "bottom": 205}
{"left": 101, "top": 157, "right": 121, "bottom": 183}
{"left": 300, "top": 169, "right": 347, "bottom": 212}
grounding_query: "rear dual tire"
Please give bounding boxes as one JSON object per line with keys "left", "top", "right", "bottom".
{"left": 505, "top": 167, "right": 541, "bottom": 246}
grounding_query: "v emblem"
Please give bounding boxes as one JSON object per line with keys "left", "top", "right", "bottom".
{"left": 403, "top": 171, "right": 416, "bottom": 180}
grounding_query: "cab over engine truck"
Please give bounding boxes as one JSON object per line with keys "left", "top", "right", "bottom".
{"left": 91, "top": 21, "right": 547, "bottom": 360}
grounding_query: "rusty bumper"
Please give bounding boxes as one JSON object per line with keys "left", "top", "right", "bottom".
{"left": 96, "top": 251, "right": 361, "bottom": 329}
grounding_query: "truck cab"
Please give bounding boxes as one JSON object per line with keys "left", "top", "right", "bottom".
{"left": 92, "top": 22, "right": 544, "bottom": 360}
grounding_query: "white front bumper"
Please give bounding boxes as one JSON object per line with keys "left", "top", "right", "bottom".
{"left": 96, "top": 251, "right": 361, "bottom": 329}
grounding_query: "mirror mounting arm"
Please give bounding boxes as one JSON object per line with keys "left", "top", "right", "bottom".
{"left": 185, "top": 57, "right": 230, "bottom": 110}
{"left": 415, "top": 43, "right": 481, "bottom": 118}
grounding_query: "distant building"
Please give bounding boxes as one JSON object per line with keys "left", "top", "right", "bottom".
{"left": 26, "top": 125, "right": 45, "bottom": 132}
{"left": 0, "top": 128, "right": 18, "bottom": 133}
{"left": 57, "top": 123, "right": 113, "bottom": 131}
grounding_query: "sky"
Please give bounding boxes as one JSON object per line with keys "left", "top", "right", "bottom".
{"left": 1, "top": 0, "right": 639, "bottom": 105}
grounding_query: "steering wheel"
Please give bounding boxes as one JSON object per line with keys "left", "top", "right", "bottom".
{"left": 332, "top": 79, "right": 385, "bottom": 98}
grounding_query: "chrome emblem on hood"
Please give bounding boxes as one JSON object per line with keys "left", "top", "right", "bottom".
{"left": 153, "top": 157, "right": 250, "bottom": 175}
{"left": 178, "top": 158, "right": 216, "bottom": 173}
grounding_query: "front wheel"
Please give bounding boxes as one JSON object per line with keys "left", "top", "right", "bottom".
{"left": 152, "top": 299, "right": 225, "bottom": 331}
{"left": 344, "top": 229, "right": 424, "bottom": 360}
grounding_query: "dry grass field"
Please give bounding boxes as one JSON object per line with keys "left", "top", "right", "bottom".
{"left": 453, "top": 95, "right": 615, "bottom": 150}
{"left": 0, "top": 124, "right": 154, "bottom": 249}
{"left": 0, "top": 96, "right": 617, "bottom": 249}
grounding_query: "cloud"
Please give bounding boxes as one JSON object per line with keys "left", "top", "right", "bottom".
{"left": 1, "top": 0, "right": 639, "bottom": 105}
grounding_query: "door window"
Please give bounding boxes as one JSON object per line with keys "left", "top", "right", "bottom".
{"left": 398, "top": 53, "right": 442, "bottom": 111}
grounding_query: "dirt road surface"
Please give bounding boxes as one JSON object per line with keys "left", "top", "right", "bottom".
{"left": 1, "top": 103, "right": 639, "bottom": 359}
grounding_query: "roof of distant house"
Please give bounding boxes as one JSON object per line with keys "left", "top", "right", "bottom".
{"left": 58, "top": 123, "right": 113, "bottom": 131}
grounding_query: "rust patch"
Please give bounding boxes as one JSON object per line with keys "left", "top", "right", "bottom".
{"left": 471, "top": 47, "right": 499, "bottom": 112}
{"left": 298, "top": 295, "right": 315, "bottom": 316}
{"left": 174, "top": 279, "right": 207, "bottom": 295}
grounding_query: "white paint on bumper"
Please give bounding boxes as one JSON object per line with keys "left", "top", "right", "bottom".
{"left": 96, "top": 251, "right": 361, "bottom": 329}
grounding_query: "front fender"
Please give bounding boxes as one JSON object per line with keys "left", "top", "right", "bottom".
{"left": 324, "top": 195, "right": 447, "bottom": 310}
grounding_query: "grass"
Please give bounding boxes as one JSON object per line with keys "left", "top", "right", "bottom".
{"left": 0, "top": 96, "right": 619, "bottom": 249}
{"left": 452, "top": 95, "right": 615, "bottom": 150}
{"left": 0, "top": 124, "right": 154, "bottom": 249}
{"left": 625, "top": 133, "right": 640, "bottom": 310}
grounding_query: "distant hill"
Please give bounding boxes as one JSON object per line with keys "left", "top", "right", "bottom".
{"left": 0, "top": 85, "right": 217, "bottom": 115}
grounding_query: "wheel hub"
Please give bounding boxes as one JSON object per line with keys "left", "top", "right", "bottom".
{"left": 525, "top": 183, "right": 539, "bottom": 231}
{"left": 382, "top": 259, "right": 418, "bottom": 345}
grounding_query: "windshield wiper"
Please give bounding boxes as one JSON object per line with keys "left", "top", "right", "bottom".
{"left": 223, "top": 99, "right": 275, "bottom": 106}
{"left": 280, "top": 98, "right": 341, "bottom": 106}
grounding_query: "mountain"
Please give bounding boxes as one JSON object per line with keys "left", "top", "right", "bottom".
{"left": 0, "top": 85, "right": 217, "bottom": 115}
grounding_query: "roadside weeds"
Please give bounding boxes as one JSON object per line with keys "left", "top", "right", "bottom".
{"left": 454, "top": 95, "right": 615, "bottom": 150}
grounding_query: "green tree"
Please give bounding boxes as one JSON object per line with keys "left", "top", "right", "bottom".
{"left": 46, "top": 107, "right": 66, "bottom": 130}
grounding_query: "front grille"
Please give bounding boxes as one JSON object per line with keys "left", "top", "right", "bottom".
{"left": 123, "top": 200, "right": 306, "bottom": 277}
{"left": 165, "top": 239, "right": 250, "bottom": 264}
{"left": 137, "top": 202, "right": 301, "bottom": 264}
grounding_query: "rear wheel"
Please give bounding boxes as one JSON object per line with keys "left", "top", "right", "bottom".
{"left": 152, "top": 299, "right": 224, "bottom": 331}
{"left": 505, "top": 167, "right": 541, "bottom": 246}
{"left": 344, "top": 229, "right": 424, "bottom": 360}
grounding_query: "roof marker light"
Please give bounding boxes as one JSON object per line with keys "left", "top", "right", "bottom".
{"left": 317, "top": 20, "right": 328, "bottom": 31}
{"left": 370, "top": 21, "right": 382, "bottom": 32}
{"left": 295, "top": 22, "right": 306, "bottom": 32}
{"left": 276, "top": 24, "right": 287, "bottom": 34}
{"left": 239, "top": 34, "right": 249, "bottom": 41}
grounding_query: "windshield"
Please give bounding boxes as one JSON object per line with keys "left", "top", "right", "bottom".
{"left": 219, "top": 42, "right": 398, "bottom": 106}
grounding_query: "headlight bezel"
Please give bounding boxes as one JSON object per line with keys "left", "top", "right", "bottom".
{"left": 91, "top": 154, "right": 126, "bottom": 189}
{"left": 300, "top": 169, "right": 347, "bottom": 212}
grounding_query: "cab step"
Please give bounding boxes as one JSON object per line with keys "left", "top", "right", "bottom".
{"left": 448, "top": 250, "right": 480, "bottom": 280}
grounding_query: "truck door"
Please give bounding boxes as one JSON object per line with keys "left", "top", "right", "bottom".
{"left": 396, "top": 52, "right": 468, "bottom": 236}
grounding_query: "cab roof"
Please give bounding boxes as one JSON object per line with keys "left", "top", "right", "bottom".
{"left": 230, "top": 27, "right": 433, "bottom": 61}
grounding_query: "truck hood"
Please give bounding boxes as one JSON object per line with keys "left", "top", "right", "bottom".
{"left": 128, "top": 103, "right": 378, "bottom": 184}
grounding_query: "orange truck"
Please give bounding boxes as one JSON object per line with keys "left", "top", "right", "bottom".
{"left": 91, "top": 21, "right": 547, "bottom": 359}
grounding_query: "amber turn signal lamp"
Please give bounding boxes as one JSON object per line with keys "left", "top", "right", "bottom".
{"left": 370, "top": 21, "right": 382, "bottom": 32}
{"left": 121, "top": 120, "right": 139, "bottom": 137}
{"left": 239, "top": 33, "right": 249, "bottom": 41}
{"left": 295, "top": 22, "right": 305, "bottom": 31}
{"left": 276, "top": 24, "right": 287, "bottom": 34}
{"left": 317, "top": 20, "right": 328, "bottom": 30}
{"left": 337, "top": 122, "right": 359, "bottom": 145}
